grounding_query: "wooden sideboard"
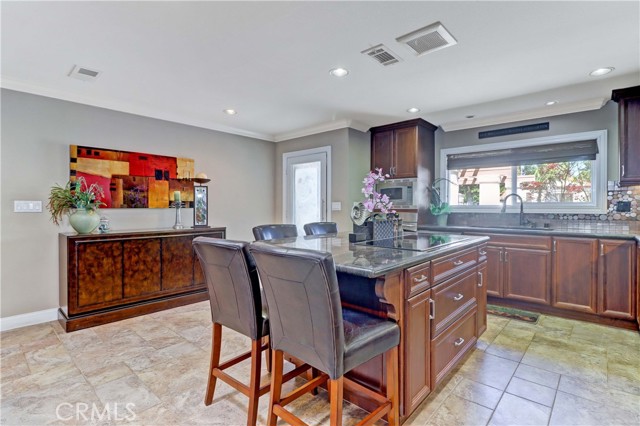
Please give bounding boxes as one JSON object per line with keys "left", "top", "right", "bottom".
{"left": 59, "top": 227, "right": 225, "bottom": 331}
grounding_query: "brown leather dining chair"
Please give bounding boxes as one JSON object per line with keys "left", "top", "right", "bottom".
{"left": 249, "top": 243, "right": 401, "bottom": 426}
{"left": 252, "top": 224, "right": 298, "bottom": 241}
{"left": 303, "top": 221, "right": 338, "bottom": 236}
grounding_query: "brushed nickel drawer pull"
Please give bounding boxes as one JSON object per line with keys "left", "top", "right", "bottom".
{"left": 479, "top": 250, "right": 487, "bottom": 256}
{"left": 453, "top": 260, "right": 464, "bottom": 266}
{"left": 478, "top": 271, "right": 483, "bottom": 287}
{"left": 413, "top": 274, "right": 428, "bottom": 283}
{"left": 429, "top": 299, "right": 435, "bottom": 320}
{"left": 454, "top": 337, "right": 465, "bottom": 347}
{"left": 453, "top": 293, "right": 464, "bottom": 301}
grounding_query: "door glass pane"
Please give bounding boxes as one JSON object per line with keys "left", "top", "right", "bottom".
{"left": 293, "top": 161, "right": 321, "bottom": 234}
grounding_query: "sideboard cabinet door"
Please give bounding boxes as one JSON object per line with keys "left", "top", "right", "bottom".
{"left": 76, "top": 241, "right": 123, "bottom": 311}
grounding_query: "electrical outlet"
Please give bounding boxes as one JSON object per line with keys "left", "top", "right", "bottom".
{"left": 14, "top": 200, "right": 43, "bottom": 213}
{"left": 616, "top": 201, "right": 631, "bottom": 212}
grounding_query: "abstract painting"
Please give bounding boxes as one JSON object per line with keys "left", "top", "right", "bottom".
{"left": 70, "top": 145, "right": 195, "bottom": 208}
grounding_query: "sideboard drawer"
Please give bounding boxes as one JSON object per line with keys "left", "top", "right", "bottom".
{"left": 431, "top": 267, "right": 477, "bottom": 336}
{"left": 432, "top": 247, "right": 477, "bottom": 284}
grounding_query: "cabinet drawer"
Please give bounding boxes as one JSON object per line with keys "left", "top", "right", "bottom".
{"left": 431, "top": 306, "right": 477, "bottom": 388}
{"left": 405, "top": 262, "right": 431, "bottom": 298}
{"left": 478, "top": 244, "right": 488, "bottom": 263}
{"left": 431, "top": 268, "right": 477, "bottom": 336}
{"left": 466, "top": 233, "right": 551, "bottom": 250}
{"left": 432, "top": 247, "right": 477, "bottom": 284}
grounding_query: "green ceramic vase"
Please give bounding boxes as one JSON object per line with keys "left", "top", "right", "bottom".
{"left": 68, "top": 209, "right": 100, "bottom": 234}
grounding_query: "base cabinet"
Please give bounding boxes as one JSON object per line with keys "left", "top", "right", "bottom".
{"left": 552, "top": 237, "right": 598, "bottom": 314}
{"left": 599, "top": 239, "right": 636, "bottom": 320}
{"left": 404, "top": 290, "right": 432, "bottom": 415}
{"left": 59, "top": 227, "right": 226, "bottom": 331}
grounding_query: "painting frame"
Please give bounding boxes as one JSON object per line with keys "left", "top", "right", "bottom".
{"left": 193, "top": 186, "right": 209, "bottom": 228}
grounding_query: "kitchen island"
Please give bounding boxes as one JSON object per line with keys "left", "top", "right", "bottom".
{"left": 260, "top": 231, "right": 489, "bottom": 421}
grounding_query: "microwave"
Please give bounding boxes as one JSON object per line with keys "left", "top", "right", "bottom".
{"left": 376, "top": 178, "right": 417, "bottom": 209}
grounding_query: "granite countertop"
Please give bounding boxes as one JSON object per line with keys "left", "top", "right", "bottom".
{"left": 257, "top": 232, "right": 489, "bottom": 278}
{"left": 419, "top": 222, "right": 640, "bottom": 243}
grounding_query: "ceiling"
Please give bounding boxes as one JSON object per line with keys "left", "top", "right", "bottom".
{"left": 2, "top": 1, "right": 639, "bottom": 142}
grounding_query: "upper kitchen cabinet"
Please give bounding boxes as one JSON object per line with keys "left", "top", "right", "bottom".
{"left": 370, "top": 119, "right": 437, "bottom": 179}
{"left": 612, "top": 86, "right": 640, "bottom": 186}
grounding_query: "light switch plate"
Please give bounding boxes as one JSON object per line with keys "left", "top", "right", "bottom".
{"left": 331, "top": 201, "right": 342, "bottom": 211}
{"left": 14, "top": 200, "right": 43, "bottom": 213}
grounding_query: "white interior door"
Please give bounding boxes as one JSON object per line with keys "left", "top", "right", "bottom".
{"left": 283, "top": 147, "right": 331, "bottom": 235}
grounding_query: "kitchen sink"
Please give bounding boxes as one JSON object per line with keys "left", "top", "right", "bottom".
{"left": 485, "top": 225, "right": 554, "bottom": 231}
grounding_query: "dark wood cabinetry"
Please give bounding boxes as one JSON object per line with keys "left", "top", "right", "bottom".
{"left": 468, "top": 233, "right": 551, "bottom": 305}
{"left": 599, "top": 239, "right": 636, "bottom": 320}
{"left": 612, "top": 86, "right": 640, "bottom": 185}
{"left": 403, "top": 289, "right": 432, "bottom": 415}
{"left": 552, "top": 237, "right": 598, "bottom": 314}
{"left": 370, "top": 119, "right": 436, "bottom": 179}
{"left": 59, "top": 227, "right": 226, "bottom": 331}
{"left": 476, "top": 260, "right": 488, "bottom": 335}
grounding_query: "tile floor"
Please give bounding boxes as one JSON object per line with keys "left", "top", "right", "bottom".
{"left": 1, "top": 302, "right": 639, "bottom": 425}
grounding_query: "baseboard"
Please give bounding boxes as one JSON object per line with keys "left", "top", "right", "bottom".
{"left": 0, "top": 308, "right": 59, "bottom": 332}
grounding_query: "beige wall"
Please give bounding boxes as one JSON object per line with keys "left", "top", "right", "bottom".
{"left": 274, "top": 128, "right": 371, "bottom": 233}
{"left": 1, "top": 89, "right": 276, "bottom": 318}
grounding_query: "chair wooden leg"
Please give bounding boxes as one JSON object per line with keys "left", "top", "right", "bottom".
{"left": 268, "top": 350, "right": 284, "bottom": 426}
{"left": 205, "top": 323, "right": 222, "bottom": 406}
{"left": 386, "top": 346, "right": 399, "bottom": 426}
{"left": 329, "top": 377, "right": 343, "bottom": 426}
{"left": 247, "top": 339, "right": 262, "bottom": 426}
{"left": 263, "top": 336, "right": 272, "bottom": 373}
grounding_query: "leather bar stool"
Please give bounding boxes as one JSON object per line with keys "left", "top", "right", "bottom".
{"left": 303, "top": 221, "right": 338, "bottom": 236}
{"left": 252, "top": 224, "right": 298, "bottom": 241}
{"left": 249, "top": 243, "right": 400, "bottom": 426}
{"left": 193, "top": 238, "right": 308, "bottom": 426}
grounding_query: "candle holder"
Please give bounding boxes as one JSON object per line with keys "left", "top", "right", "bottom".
{"left": 171, "top": 201, "right": 185, "bottom": 229}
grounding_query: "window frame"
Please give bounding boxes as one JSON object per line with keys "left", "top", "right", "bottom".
{"left": 439, "top": 130, "right": 608, "bottom": 214}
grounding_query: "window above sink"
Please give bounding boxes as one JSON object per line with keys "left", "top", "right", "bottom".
{"left": 438, "top": 130, "right": 608, "bottom": 215}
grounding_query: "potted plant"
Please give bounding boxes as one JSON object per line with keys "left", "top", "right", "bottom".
{"left": 428, "top": 178, "right": 455, "bottom": 226}
{"left": 351, "top": 169, "right": 398, "bottom": 239}
{"left": 47, "top": 177, "right": 105, "bottom": 234}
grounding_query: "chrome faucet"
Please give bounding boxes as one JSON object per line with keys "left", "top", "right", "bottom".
{"left": 501, "top": 193, "right": 527, "bottom": 226}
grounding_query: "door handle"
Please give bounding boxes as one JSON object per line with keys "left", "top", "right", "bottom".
{"left": 553, "top": 240, "right": 557, "bottom": 253}
{"left": 479, "top": 249, "right": 487, "bottom": 256}
{"left": 454, "top": 337, "right": 465, "bottom": 347}
{"left": 453, "top": 293, "right": 464, "bottom": 301}
{"left": 429, "top": 299, "right": 435, "bottom": 319}
{"left": 413, "top": 274, "right": 428, "bottom": 283}
{"left": 478, "top": 271, "right": 483, "bottom": 287}
{"left": 504, "top": 251, "right": 509, "bottom": 262}
{"left": 453, "top": 260, "right": 464, "bottom": 266}
{"left": 600, "top": 243, "right": 604, "bottom": 256}
{"left": 499, "top": 251, "right": 503, "bottom": 262}
{"left": 622, "top": 164, "right": 625, "bottom": 177}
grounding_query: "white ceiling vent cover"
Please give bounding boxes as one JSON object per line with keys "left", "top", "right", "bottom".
{"left": 396, "top": 22, "right": 457, "bottom": 56}
{"left": 361, "top": 44, "right": 402, "bottom": 66}
{"left": 68, "top": 65, "right": 101, "bottom": 81}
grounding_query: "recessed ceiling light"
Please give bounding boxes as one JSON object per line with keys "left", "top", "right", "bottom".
{"left": 407, "top": 107, "right": 420, "bottom": 113}
{"left": 465, "top": 115, "right": 475, "bottom": 119}
{"left": 589, "top": 67, "right": 615, "bottom": 77}
{"left": 223, "top": 109, "right": 237, "bottom": 115}
{"left": 329, "top": 68, "right": 349, "bottom": 77}
{"left": 545, "top": 100, "right": 559, "bottom": 106}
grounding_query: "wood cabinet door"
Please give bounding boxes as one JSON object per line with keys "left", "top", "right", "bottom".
{"left": 162, "top": 236, "right": 195, "bottom": 290}
{"left": 598, "top": 239, "right": 636, "bottom": 319}
{"left": 618, "top": 96, "right": 640, "bottom": 185}
{"left": 476, "top": 262, "right": 488, "bottom": 336}
{"left": 403, "top": 290, "right": 431, "bottom": 416}
{"left": 552, "top": 237, "right": 598, "bottom": 314}
{"left": 393, "top": 126, "right": 418, "bottom": 178}
{"left": 484, "top": 246, "right": 502, "bottom": 297}
{"left": 123, "top": 238, "right": 161, "bottom": 298}
{"left": 75, "top": 241, "right": 123, "bottom": 312}
{"left": 371, "top": 130, "right": 394, "bottom": 174}
{"left": 503, "top": 248, "right": 550, "bottom": 305}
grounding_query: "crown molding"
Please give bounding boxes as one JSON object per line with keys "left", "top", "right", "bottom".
{"left": 0, "top": 76, "right": 275, "bottom": 141}
{"left": 274, "top": 119, "right": 369, "bottom": 142}
{"left": 438, "top": 97, "right": 608, "bottom": 132}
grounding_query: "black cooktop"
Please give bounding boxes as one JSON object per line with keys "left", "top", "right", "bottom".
{"left": 354, "top": 232, "right": 468, "bottom": 252}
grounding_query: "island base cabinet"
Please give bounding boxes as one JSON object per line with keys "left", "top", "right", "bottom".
{"left": 477, "top": 262, "right": 488, "bottom": 335}
{"left": 431, "top": 307, "right": 477, "bottom": 388}
{"left": 403, "top": 290, "right": 432, "bottom": 416}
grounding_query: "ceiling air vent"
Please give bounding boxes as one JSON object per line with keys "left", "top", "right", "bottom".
{"left": 68, "top": 65, "right": 101, "bottom": 81}
{"left": 361, "top": 44, "right": 401, "bottom": 66}
{"left": 396, "top": 22, "right": 457, "bottom": 56}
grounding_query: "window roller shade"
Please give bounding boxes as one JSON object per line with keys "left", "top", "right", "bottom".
{"left": 447, "top": 139, "right": 598, "bottom": 170}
